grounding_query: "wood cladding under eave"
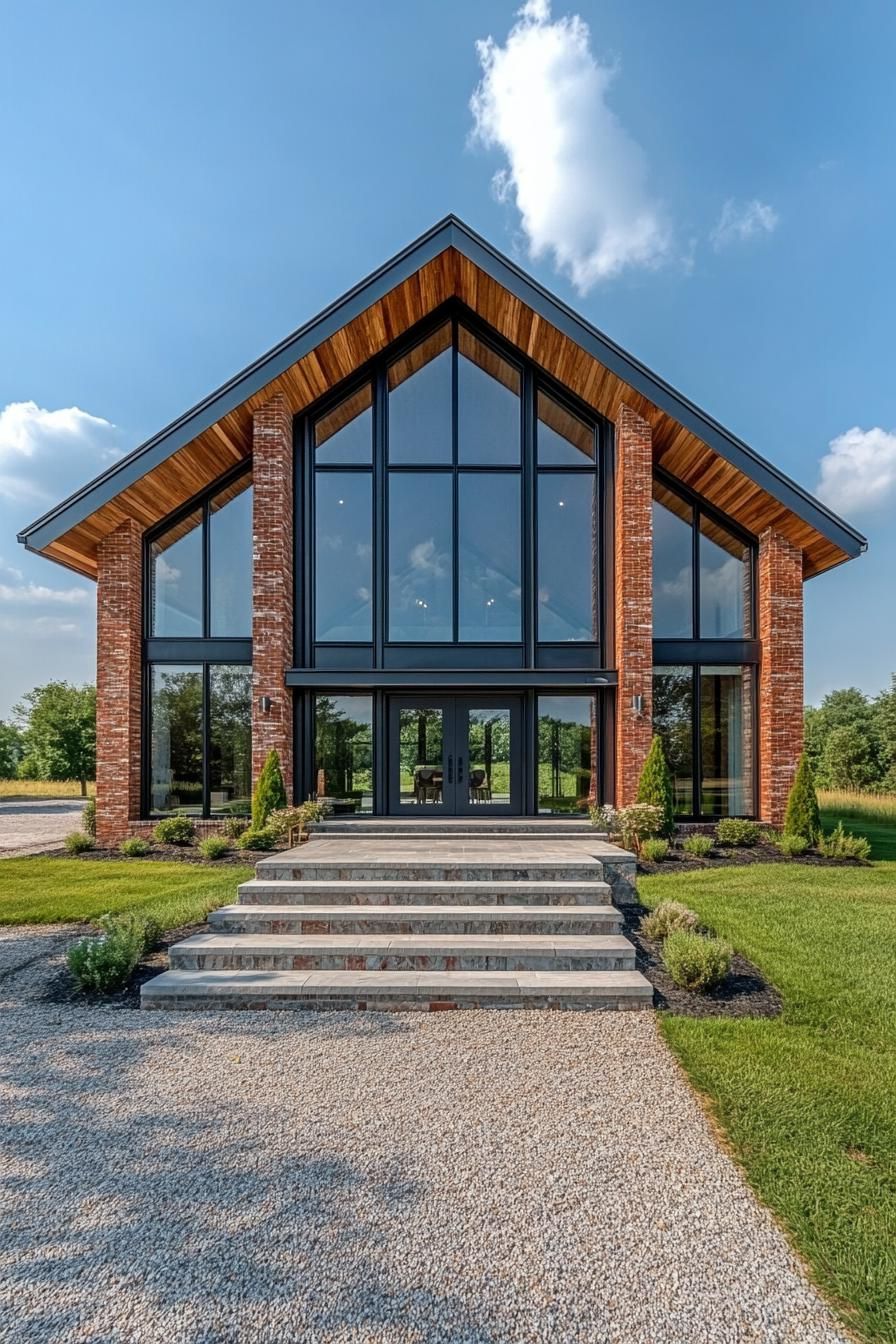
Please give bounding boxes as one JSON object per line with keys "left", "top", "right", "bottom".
{"left": 42, "top": 245, "right": 845, "bottom": 579}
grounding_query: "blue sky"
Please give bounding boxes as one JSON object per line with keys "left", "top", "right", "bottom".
{"left": 1, "top": 0, "right": 894, "bottom": 717}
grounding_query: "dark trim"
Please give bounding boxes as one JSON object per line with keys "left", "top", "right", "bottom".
{"left": 18, "top": 215, "right": 866, "bottom": 563}
{"left": 286, "top": 668, "right": 616, "bottom": 689}
{"left": 652, "top": 639, "right": 760, "bottom": 665}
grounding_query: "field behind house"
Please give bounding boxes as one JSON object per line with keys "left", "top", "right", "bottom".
{"left": 819, "top": 789, "right": 896, "bottom": 860}
{"left": 0, "top": 779, "right": 96, "bottom": 800}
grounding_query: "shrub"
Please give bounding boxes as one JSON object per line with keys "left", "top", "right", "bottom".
{"left": 784, "top": 752, "right": 821, "bottom": 843}
{"left": 818, "top": 822, "right": 872, "bottom": 862}
{"left": 662, "top": 930, "right": 732, "bottom": 992}
{"left": 119, "top": 836, "right": 150, "bottom": 857}
{"left": 268, "top": 800, "right": 325, "bottom": 842}
{"left": 237, "top": 826, "right": 277, "bottom": 851}
{"left": 635, "top": 735, "right": 675, "bottom": 837}
{"left": 64, "top": 830, "right": 93, "bottom": 854}
{"left": 715, "top": 818, "right": 760, "bottom": 847}
{"left": 82, "top": 797, "right": 97, "bottom": 838}
{"left": 152, "top": 815, "right": 196, "bottom": 846}
{"left": 198, "top": 836, "right": 230, "bottom": 860}
{"left": 641, "top": 899, "right": 698, "bottom": 941}
{"left": 771, "top": 831, "right": 809, "bottom": 857}
{"left": 616, "top": 803, "right": 664, "bottom": 852}
{"left": 682, "top": 834, "right": 713, "bottom": 858}
{"left": 589, "top": 803, "right": 619, "bottom": 834}
{"left": 252, "top": 750, "right": 287, "bottom": 829}
{"left": 641, "top": 838, "right": 669, "bottom": 863}
{"left": 222, "top": 815, "right": 249, "bottom": 840}
{"left": 67, "top": 918, "right": 145, "bottom": 993}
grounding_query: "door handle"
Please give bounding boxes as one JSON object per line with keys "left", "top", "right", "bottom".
{"left": 447, "top": 755, "right": 453, "bottom": 785}
{"left": 457, "top": 756, "right": 464, "bottom": 784}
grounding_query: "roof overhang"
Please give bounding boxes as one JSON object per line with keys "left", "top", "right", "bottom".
{"left": 19, "top": 215, "right": 866, "bottom": 580}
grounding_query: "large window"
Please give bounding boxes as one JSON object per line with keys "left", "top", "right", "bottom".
{"left": 653, "top": 665, "right": 754, "bottom": 818}
{"left": 652, "top": 478, "right": 753, "bottom": 640}
{"left": 314, "top": 695, "right": 374, "bottom": 813}
{"left": 537, "top": 394, "right": 598, "bottom": 642}
{"left": 148, "top": 663, "right": 252, "bottom": 818}
{"left": 149, "top": 470, "right": 252, "bottom": 638}
{"left": 536, "top": 695, "right": 599, "bottom": 813}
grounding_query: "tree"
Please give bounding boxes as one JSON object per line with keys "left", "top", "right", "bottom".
{"left": 636, "top": 735, "right": 675, "bottom": 837}
{"left": 873, "top": 674, "right": 896, "bottom": 789}
{"left": 783, "top": 751, "right": 821, "bottom": 842}
{"left": 0, "top": 720, "right": 24, "bottom": 778}
{"left": 14, "top": 682, "right": 96, "bottom": 795}
{"left": 804, "top": 686, "right": 885, "bottom": 788}
{"left": 821, "top": 724, "right": 880, "bottom": 791}
{"left": 252, "top": 749, "right": 287, "bottom": 828}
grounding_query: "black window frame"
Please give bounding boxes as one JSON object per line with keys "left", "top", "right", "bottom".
{"left": 299, "top": 301, "right": 611, "bottom": 674}
{"left": 142, "top": 460, "right": 254, "bottom": 819}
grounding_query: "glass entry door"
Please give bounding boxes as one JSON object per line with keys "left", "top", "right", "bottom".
{"left": 388, "top": 696, "right": 522, "bottom": 815}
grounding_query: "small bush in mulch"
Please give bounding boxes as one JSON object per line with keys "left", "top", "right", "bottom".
{"left": 662, "top": 930, "right": 732, "bottom": 993}
{"left": 67, "top": 916, "right": 146, "bottom": 994}
{"left": 636, "top": 833, "right": 868, "bottom": 875}
{"left": 682, "top": 834, "right": 713, "bottom": 858}
{"left": 198, "top": 836, "right": 230, "bottom": 861}
{"left": 770, "top": 831, "right": 809, "bottom": 858}
{"left": 64, "top": 830, "right": 93, "bottom": 854}
{"left": 715, "top": 818, "right": 761, "bottom": 847}
{"left": 641, "top": 899, "right": 698, "bottom": 941}
{"left": 640, "top": 838, "right": 669, "bottom": 863}
{"left": 119, "top": 837, "right": 151, "bottom": 857}
{"left": 818, "top": 822, "right": 872, "bottom": 862}
{"left": 47, "top": 919, "right": 206, "bottom": 1009}
{"left": 237, "top": 827, "right": 278, "bottom": 852}
{"left": 152, "top": 816, "right": 197, "bottom": 846}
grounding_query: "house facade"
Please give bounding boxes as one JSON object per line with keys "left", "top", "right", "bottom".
{"left": 19, "top": 219, "right": 865, "bottom": 845}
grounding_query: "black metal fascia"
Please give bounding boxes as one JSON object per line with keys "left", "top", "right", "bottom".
{"left": 285, "top": 668, "right": 618, "bottom": 690}
{"left": 18, "top": 213, "right": 867, "bottom": 563}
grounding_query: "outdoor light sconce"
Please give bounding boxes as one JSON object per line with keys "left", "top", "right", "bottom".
{"left": 259, "top": 695, "right": 272, "bottom": 715}
{"left": 631, "top": 694, "right": 644, "bottom": 715}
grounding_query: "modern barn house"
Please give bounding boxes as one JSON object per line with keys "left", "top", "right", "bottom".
{"left": 19, "top": 218, "right": 865, "bottom": 848}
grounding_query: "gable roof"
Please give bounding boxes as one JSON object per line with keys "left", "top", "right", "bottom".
{"left": 18, "top": 214, "right": 866, "bottom": 579}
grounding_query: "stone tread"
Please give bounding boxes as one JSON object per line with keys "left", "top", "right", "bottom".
{"left": 142, "top": 968, "right": 653, "bottom": 1001}
{"left": 211, "top": 902, "right": 621, "bottom": 923}
{"left": 173, "top": 933, "right": 634, "bottom": 956}
{"left": 238, "top": 878, "right": 612, "bottom": 898}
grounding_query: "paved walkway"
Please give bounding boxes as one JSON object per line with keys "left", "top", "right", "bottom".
{"left": 0, "top": 933, "right": 848, "bottom": 1344}
{"left": 0, "top": 798, "right": 87, "bottom": 855}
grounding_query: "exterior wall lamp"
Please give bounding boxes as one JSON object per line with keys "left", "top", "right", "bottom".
{"left": 259, "top": 695, "right": 272, "bottom": 714}
{"left": 631, "top": 694, "right": 644, "bottom": 715}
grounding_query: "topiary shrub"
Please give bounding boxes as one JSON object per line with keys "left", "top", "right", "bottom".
{"left": 818, "top": 822, "right": 871, "bottom": 861}
{"left": 662, "top": 930, "right": 732, "bottom": 992}
{"left": 198, "top": 836, "right": 230, "bottom": 860}
{"left": 715, "top": 818, "right": 760, "bottom": 847}
{"left": 635, "top": 735, "right": 675, "bottom": 837}
{"left": 82, "top": 797, "right": 97, "bottom": 838}
{"left": 67, "top": 918, "right": 145, "bottom": 994}
{"left": 771, "top": 831, "right": 809, "bottom": 857}
{"left": 682, "top": 834, "right": 713, "bottom": 858}
{"left": 783, "top": 752, "right": 821, "bottom": 843}
{"left": 641, "top": 899, "right": 698, "bottom": 941}
{"left": 252, "top": 750, "right": 287, "bottom": 829}
{"left": 641, "top": 838, "right": 669, "bottom": 863}
{"left": 238, "top": 826, "right": 277, "bottom": 851}
{"left": 152, "top": 815, "right": 196, "bottom": 846}
{"left": 119, "top": 836, "right": 150, "bottom": 857}
{"left": 222, "top": 816, "right": 248, "bottom": 840}
{"left": 64, "top": 830, "right": 93, "bottom": 854}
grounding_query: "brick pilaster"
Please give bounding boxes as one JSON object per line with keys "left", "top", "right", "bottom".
{"left": 95, "top": 519, "right": 143, "bottom": 845}
{"left": 614, "top": 403, "right": 654, "bottom": 806}
{"left": 758, "top": 529, "right": 804, "bottom": 826}
{"left": 252, "top": 394, "right": 294, "bottom": 790}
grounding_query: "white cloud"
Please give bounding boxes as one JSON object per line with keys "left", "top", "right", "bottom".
{"left": 816, "top": 426, "right": 896, "bottom": 516}
{"left": 710, "top": 199, "right": 779, "bottom": 250}
{"left": 0, "top": 582, "right": 91, "bottom": 605}
{"left": 470, "top": 0, "right": 669, "bottom": 291}
{"left": 0, "top": 400, "right": 120, "bottom": 505}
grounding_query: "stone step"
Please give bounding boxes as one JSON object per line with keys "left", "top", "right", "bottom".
{"left": 170, "top": 933, "right": 636, "bottom": 972}
{"left": 237, "top": 878, "right": 613, "bottom": 907}
{"left": 255, "top": 858, "right": 609, "bottom": 883}
{"left": 317, "top": 819, "right": 599, "bottom": 837}
{"left": 141, "top": 967, "right": 654, "bottom": 1012}
{"left": 209, "top": 903, "right": 624, "bottom": 935}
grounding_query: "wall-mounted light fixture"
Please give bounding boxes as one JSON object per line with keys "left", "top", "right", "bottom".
{"left": 631, "top": 694, "right": 644, "bottom": 715}
{"left": 259, "top": 695, "right": 272, "bottom": 715}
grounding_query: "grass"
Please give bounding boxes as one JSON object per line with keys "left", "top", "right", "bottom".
{"left": 0, "top": 858, "right": 253, "bottom": 930}
{"left": 640, "top": 861, "right": 896, "bottom": 1343}
{"left": 0, "top": 778, "right": 95, "bottom": 799}
{"left": 820, "top": 789, "right": 896, "bottom": 861}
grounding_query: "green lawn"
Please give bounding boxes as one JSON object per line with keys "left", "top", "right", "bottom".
{"left": 0, "top": 858, "right": 253, "bottom": 930}
{"left": 641, "top": 860, "right": 896, "bottom": 1344}
{"left": 820, "top": 790, "right": 896, "bottom": 861}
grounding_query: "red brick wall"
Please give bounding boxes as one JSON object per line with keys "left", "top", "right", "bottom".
{"left": 95, "top": 519, "right": 143, "bottom": 846}
{"left": 614, "top": 403, "right": 654, "bottom": 806}
{"left": 758, "top": 529, "right": 804, "bottom": 825}
{"left": 251, "top": 394, "right": 294, "bottom": 791}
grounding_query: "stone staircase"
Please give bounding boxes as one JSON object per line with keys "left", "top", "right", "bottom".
{"left": 141, "top": 819, "right": 653, "bottom": 1012}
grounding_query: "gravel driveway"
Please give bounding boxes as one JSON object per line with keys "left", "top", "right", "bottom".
{"left": 0, "top": 798, "right": 87, "bottom": 855}
{"left": 0, "top": 940, "right": 847, "bottom": 1344}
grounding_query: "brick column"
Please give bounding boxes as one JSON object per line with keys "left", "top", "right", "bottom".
{"left": 95, "top": 519, "right": 143, "bottom": 846}
{"left": 758, "top": 529, "right": 804, "bottom": 826}
{"left": 614, "top": 403, "right": 654, "bottom": 806}
{"left": 252, "top": 394, "right": 294, "bottom": 790}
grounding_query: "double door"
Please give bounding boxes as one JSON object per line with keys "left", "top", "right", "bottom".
{"left": 388, "top": 696, "right": 522, "bottom": 815}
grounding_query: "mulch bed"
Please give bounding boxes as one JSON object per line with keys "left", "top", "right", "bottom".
{"left": 26, "top": 845, "right": 254, "bottom": 866}
{"left": 615, "top": 896, "right": 782, "bottom": 1018}
{"left": 636, "top": 837, "right": 864, "bottom": 876}
{"left": 39, "top": 921, "right": 207, "bottom": 1010}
